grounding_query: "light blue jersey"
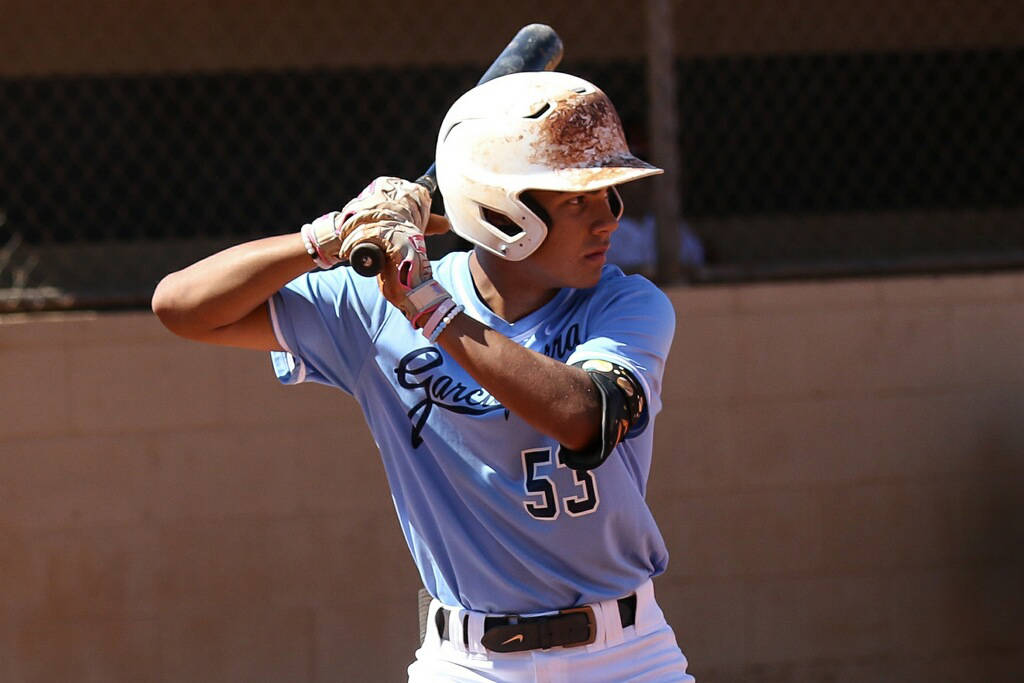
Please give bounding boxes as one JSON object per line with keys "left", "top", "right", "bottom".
{"left": 269, "top": 251, "right": 675, "bottom": 614}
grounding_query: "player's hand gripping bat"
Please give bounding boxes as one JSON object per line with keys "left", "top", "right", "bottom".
{"left": 346, "top": 23, "right": 564, "bottom": 277}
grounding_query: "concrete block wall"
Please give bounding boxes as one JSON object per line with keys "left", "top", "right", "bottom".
{"left": 0, "top": 314, "right": 419, "bottom": 682}
{"left": 2, "top": 271, "right": 1023, "bottom": 681}
{"left": 652, "top": 272, "right": 1024, "bottom": 682}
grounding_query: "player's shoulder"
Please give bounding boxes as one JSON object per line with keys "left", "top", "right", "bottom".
{"left": 589, "top": 265, "right": 674, "bottom": 316}
{"left": 593, "top": 264, "right": 663, "bottom": 294}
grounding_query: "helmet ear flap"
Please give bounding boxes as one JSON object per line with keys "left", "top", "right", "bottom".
{"left": 481, "top": 207, "right": 526, "bottom": 239}
{"left": 518, "top": 192, "right": 551, "bottom": 229}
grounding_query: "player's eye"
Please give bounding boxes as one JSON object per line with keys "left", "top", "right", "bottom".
{"left": 568, "top": 191, "right": 606, "bottom": 208}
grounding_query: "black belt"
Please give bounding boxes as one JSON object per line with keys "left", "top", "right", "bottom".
{"left": 438, "top": 594, "right": 637, "bottom": 653}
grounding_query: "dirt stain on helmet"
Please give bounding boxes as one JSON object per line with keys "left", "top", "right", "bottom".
{"left": 531, "top": 92, "right": 630, "bottom": 169}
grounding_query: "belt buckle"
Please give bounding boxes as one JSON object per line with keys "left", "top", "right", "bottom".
{"left": 557, "top": 604, "right": 597, "bottom": 647}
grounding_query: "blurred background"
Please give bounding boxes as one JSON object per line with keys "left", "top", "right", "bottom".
{"left": 1, "top": 0, "right": 1021, "bottom": 309}
{"left": 1, "top": 1, "right": 1022, "bottom": 681}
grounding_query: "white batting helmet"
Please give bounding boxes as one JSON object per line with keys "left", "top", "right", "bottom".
{"left": 435, "top": 71, "right": 663, "bottom": 261}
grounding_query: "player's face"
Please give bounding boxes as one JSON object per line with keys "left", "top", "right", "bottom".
{"left": 523, "top": 188, "right": 621, "bottom": 289}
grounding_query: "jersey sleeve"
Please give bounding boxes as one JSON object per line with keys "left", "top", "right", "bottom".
{"left": 566, "top": 275, "right": 676, "bottom": 431}
{"left": 268, "top": 267, "right": 391, "bottom": 394}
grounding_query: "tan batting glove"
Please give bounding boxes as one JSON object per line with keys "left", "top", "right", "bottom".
{"left": 339, "top": 177, "right": 431, "bottom": 258}
{"left": 299, "top": 177, "right": 431, "bottom": 269}
{"left": 371, "top": 219, "right": 453, "bottom": 328}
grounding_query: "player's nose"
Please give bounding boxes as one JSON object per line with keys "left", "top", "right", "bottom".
{"left": 593, "top": 216, "right": 618, "bottom": 237}
{"left": 590, "top": 202, "right": 619, "bottom": 236}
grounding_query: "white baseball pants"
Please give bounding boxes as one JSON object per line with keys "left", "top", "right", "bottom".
{"left": 408, "top": 580, "right": 695, "bottom": 682}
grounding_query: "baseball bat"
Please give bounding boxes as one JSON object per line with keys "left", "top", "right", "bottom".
{"left": 347, "top": 23, "right": 564, "bottom": 277}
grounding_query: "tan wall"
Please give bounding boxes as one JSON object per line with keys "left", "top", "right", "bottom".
{"left": 2, "top": 0, "right": 1020, "bottom": 76}
{"left": 2, "top": 272, "right": 1022, "bottom": 681}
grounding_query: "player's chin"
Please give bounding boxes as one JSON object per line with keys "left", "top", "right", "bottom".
{"left": 568, "top": 262, "right": 605, "bottom": 289}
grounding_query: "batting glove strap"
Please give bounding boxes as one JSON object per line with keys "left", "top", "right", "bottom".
{"left": 300, "top": 212, "right": 345, "bottom": 269}
{"left": 403, "top": 279, "right": 453, "bottom": 328}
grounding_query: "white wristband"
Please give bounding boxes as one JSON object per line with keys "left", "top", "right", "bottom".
{"left": 300, "top": 226, "right": 319, "bottom": 263}
{"left": 301, "top": 212, "right": 343, "bottom": 269}
{"left": 427, "top": 304, "right": 464, "bottom": 343}
{"left": 420, "top": 298, "right": 457, "bottom": 340}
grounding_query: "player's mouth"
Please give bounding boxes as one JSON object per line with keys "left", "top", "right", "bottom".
{"left": 583, "top": 245, "right": 609, "bottom": 265}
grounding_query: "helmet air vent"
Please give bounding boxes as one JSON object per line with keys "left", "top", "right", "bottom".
{"left": 442, "top": 120, "right": 463, "bottom": 143}
{"left": 524, "top": 102, "right": 551, "bottom": 119}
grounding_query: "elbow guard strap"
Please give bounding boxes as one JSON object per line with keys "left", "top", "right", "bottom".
{"left": 559, "top": 359, "right": 647, "bottom": 471}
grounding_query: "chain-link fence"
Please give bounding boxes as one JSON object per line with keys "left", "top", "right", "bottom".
{"left": 1, "top": 2, "right": 1022, "bottom": 310}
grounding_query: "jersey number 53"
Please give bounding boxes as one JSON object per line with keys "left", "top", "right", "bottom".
{"left": 521, "top": 447, "right": 599, "bottom": 520}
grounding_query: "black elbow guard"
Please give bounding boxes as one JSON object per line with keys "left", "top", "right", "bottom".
{"left": 558, "top": 359, "right": 647, "bottom": 471}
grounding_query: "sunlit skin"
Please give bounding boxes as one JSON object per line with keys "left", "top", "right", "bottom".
{"left": 469, "top": 188, "right": 621, "bottom": 324}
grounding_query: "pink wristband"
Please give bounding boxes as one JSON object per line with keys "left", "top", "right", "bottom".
{"left": 427, "top": 304, "right": 464, "bottom": 343}
{"left": 420, "top": 298, "right": 457, "bottom": 340}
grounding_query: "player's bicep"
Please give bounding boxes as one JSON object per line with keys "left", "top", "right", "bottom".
{"left": 190, "top": 301, "right": 284, "bottom": 351}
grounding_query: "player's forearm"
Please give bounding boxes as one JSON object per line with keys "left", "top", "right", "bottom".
{"left": 437, "top": 314, "right": 601, "bottom": 450}
{"left": 152, "top": 233, "right": 312, "bottom": 337}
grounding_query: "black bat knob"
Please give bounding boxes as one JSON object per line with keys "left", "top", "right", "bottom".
{"left": 349, "top": 242, "right": 386, "bottom": 277}
{"left": 348, "top": 174, "right": 435, "bottom": 278}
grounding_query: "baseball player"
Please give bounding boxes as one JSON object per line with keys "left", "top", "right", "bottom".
{"left": 153, "top": 72, "right": 694, "bottom": 682}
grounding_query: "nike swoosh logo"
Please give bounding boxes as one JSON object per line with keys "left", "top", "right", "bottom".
{"left": 501, "top": 634, "right": 524, "bottom": 645}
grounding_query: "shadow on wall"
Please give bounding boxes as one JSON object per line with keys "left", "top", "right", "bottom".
{"left": 956, "top": 391, "right": 1024, "bottom": 659}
